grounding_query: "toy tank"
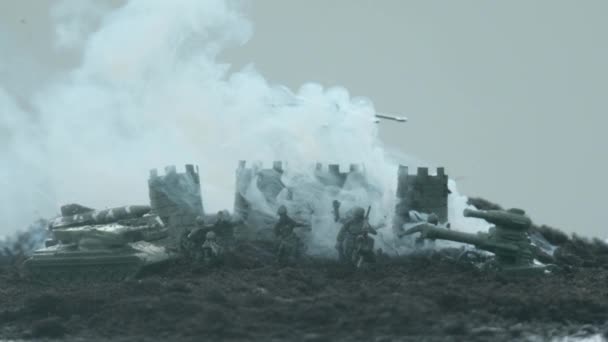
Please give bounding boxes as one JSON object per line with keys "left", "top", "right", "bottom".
{"left": 402, "top": 208, "right": 554, "bottom": 274}
{"left": 23, "top": 204, "right": 173, "bottom": 282}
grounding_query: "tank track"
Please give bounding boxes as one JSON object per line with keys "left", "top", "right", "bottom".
{"left": 24, "top": 253, "right": 143, "bottom": 283}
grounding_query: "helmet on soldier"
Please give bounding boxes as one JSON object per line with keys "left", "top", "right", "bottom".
{"left": 277, "top": 205, "right": 287, "bottom": 216}
{"left": 206, "top": 231, "right": 216, "bottom": 240}
{"left": 354, "top": 207, "right": 365, "bottom": 220}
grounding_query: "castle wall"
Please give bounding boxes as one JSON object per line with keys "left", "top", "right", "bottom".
{"left": 233, "top": 161, "right": 369, "bottom": 218}
{"left": 234, "top": 161, "right": 449, "bottom": 239}
{"left": 148, "top": 164, "right": 203, "bottom": 245}
{"left": 313, "top": 163, "right": 366, "bottom": 188}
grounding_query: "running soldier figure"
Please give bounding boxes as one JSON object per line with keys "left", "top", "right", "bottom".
{"left": 209, "top": 210, "right": 237, "bottom": 250}
{"left": 353, "top": 229, "right": 376, "bottom": 268}
{"left": 336, "top": 206, "right": 376, "bottom": 265}
{"left": 274, "top": 205, "right": 308, "bottom": 265}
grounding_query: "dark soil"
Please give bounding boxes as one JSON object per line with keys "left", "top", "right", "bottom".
{"left": 1, "top": 245, "right": 608, "bottom": 341}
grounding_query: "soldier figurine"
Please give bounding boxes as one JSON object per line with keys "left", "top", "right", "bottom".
{"left": 209, "top": 210, "right": 237, "bottom": 249}
{"left": 201, "top": 231, "right": 224, "bottom": 266}
{"left": 353, "top": 228, "right": 376, "bottom": 268}
{"left": 336, "top": 206, "right": 376, "bottom": 265}
{"left": 274, "top": 205, "right": 308, "bottom": 265}
{"left": 182, "top": 216, "right": 209, "bottom": 259}
{"left": 179, "top": 216, "right": 204, "bottom": 258}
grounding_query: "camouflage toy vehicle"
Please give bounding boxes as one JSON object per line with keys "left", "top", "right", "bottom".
{"left": 23, "top": 204, "right": 173, "bottom": 282}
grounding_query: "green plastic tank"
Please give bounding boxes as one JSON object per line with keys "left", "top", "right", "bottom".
{"left": 23, "top": 204, "right": 173, "bottom": 282}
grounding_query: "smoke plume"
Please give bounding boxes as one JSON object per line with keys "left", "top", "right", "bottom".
{"left": 0, "top": 0, "right": 486, "bottom": 250}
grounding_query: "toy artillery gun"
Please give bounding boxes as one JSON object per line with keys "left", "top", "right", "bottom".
{"left": 401, "top": 208, "right": 555, "bottom": 274}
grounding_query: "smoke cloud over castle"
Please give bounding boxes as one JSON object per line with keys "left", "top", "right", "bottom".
{"left": 0, "top": 0, "right": 483, "bottom": 243}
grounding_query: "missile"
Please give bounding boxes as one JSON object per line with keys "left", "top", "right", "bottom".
{"left": 374, "top": 113, "right": 408, "bottom": 123}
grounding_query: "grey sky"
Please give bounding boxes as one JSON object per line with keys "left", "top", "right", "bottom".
{"left": 223, "top": 1, "right": 608, "bottom": 236}
{"left": 1, "top": 1, "right": 606, "bottom": 237}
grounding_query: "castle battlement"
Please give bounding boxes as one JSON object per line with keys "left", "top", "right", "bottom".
{"left": 237, "top": 160, "right": 284, "bottom": 173}
{"left": 236, "top": 160, "right": 366, "bottom": 175}
{"left": 397, "top": 165, "right": 446, "bottom": 177}
{"left": 149, "top": 164, "right": 200, "bottom": 182}
{"left": 314, "top": 163, "right": 365, "bottom": 175}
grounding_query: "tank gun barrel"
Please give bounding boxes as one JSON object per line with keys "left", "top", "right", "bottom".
{"left": 463, "top": 209, "right": 531, "bottom": 230}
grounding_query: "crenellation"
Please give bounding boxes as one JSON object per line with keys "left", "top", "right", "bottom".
{"left": 165, "top": 165, "right": 176, "bottom": 174}
{"left": 328, "top": 164, "right": 340, "bottom": 175}
{"left": 272, "top": 161, "right": 283, "bottom": 173}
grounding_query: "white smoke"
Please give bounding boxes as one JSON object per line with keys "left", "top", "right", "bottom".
{"left": 51, "top": 0, "right": 116, "bottom": 49}
{"left": 0, "top": 0, "right": 478, "bottom": 254}
{"left": 448, "top": 180, "right": 492, "bottom": 234}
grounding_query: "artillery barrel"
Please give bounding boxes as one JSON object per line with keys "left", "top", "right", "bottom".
{"left": 404, "top": 224, "right": 519, "bottom": 254}
{"left": 463, "top": 209, "right": 531, "bottom": 230}
{"left": 416, "top": 224, "right": 487, "bottom": 246}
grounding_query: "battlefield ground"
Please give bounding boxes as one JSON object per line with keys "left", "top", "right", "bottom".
{"left": 1, "top": 243, "right": 608, "bottom": 342}
{"left": 2, "top": 199, "right": 608, "bottom": 341}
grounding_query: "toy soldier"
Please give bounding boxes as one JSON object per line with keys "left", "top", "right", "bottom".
{"left": 210, "top": 210, "right": 236, "bottom": 249}
{"left": 201, "top": 231, "right": 223, "bottom": 265}
{"left": 181, "top": 216, "right": 209, "bottom": 259}
{"left": 353, "top": 228, "right": 376, "bottom": 268}
{"left": 336, "top": 206, "right": 375, "bottom": 264}
{"left": 274, "top": 205, "right": 308, "bottom": 264}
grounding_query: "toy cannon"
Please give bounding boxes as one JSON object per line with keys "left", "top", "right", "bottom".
{"left": 402, "top": 208, "right": 553, "bottom": 273}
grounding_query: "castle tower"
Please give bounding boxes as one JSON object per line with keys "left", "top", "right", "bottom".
{"left": 394, "top": 165, "right": 449, "bottom": 228}
{"left": 148, "top": 164, "right": 203, "bottom": 245}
